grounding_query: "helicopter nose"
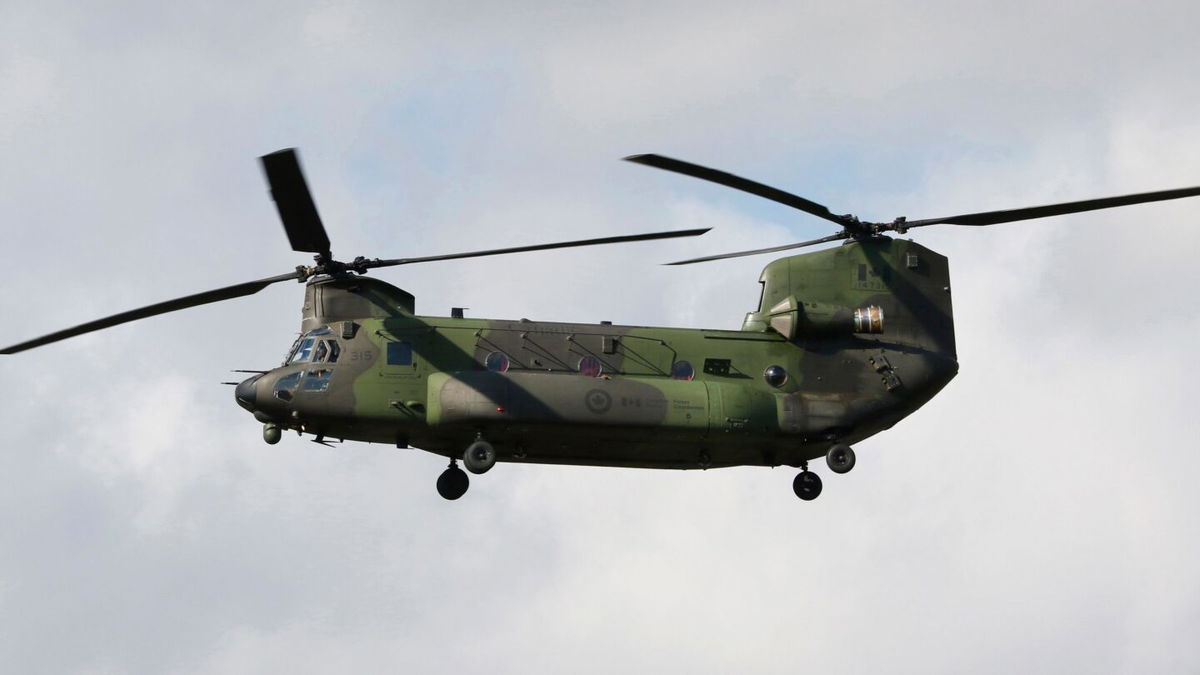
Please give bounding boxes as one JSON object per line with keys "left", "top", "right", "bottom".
{"left": 235, "top": 374, "right": 262, "bottom": 412}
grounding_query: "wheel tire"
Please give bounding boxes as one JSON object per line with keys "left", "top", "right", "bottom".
{"left": 793, "top": 471, "right": 823, "bottom": 501}
{"left": 826, "top": 444, "right": 856, "bottom": 474}
{"left": 463, "top": 439, "right": 497, "bottom": 475}
{"left": 262, "top": 424, "right": 282, "bottom": 445}
{"left": 436, "top": 466, "right": 469, "bottom": 500}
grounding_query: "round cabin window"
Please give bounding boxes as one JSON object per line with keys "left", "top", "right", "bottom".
{"left": 764, "top": 364, "right": 788, "bottom": 388}
{"left": 671, "top": 360, "right": 695, "bottom": 381}
{"left": 485, "top": 352, "right": 510, "bottom": 373}
{"left": 578, "top": 355, "right": 603, "bottom": 378}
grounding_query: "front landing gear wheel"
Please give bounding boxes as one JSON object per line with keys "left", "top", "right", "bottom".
{"left": 262, "top": 423, "right": 282, "bottom": 445}
{"left": 793, "top": 471, "right": 823, "bottom": 501}
{"left": 826, "top": 443, "right": 856, "bottom": 474}
{"left": 436, "top": 461, "right": 469, "bottom": 500}
{"left": 463, "top": 438, "right": 497, "bottom": 475}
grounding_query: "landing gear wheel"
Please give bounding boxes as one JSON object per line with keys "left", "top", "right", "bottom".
{"left": 262, "top": 423, "right": 282, "bottom": 445}
{"left": 826, "top": 443, "right": 856, "bottom": 474}
{"left": 463, "top": 438, "right": 497, "bottom": 475}
{"left": 436, "top": 462, "right": 469, "bottom": 500}
{"left": 793, "top": 471, "right": 823, "bottom": 501}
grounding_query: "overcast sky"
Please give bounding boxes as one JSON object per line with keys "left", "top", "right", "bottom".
{"left": 3, "top": 1, "right": 1200, "bottom": 672}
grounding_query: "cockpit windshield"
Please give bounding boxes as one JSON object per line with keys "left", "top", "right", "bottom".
{"left": 286, "top": 335, "right": 342, "bottom": 365}
{"left": 292, "top": 338, "right": 316, "bottom": 363}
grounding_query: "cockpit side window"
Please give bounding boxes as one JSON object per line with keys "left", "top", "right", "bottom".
{"left": 315, "top": 340, "right": 329, "bottom": 363}
{"left": 301, "top": 369, "right": 333, "bottom": 392}
{"left": 327, "top": 341, "right": 341, "bottom": 363}
{"left": 273, "top": 371, "right": 302, "bottom": 400}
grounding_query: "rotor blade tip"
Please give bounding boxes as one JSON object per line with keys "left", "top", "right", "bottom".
{"left": 261, "top": 147, "right": 297, "bottom": 159}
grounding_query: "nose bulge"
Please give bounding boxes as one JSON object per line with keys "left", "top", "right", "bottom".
{"left": 235, "top": 374, "right": 261, "bottom": 412}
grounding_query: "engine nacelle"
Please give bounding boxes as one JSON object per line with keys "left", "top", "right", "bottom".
{"left": 757, "top": 296, "right": 885, "bottom": 339}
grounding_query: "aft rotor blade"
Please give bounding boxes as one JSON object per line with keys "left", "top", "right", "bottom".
{"left": 665, "top": 231, "right": 851, "bottom": 265}
{"left": 365, "top": 227, "right": 711, "bottom": 268}
{"left": 624, "top": 154, "right": 851, "bottom": 228}
{"left": 0, "top": 270, "right": 303, "bottom": 354}
{"left": 905, "top": 185, "right": 1200, "bottom": 228}
{"left": 260, "top": 148, "right": 332, "bottom": 258}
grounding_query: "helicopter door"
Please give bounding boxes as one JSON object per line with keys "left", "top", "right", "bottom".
{"left": 370, "top": 334, "right": 427, "bottom": 414}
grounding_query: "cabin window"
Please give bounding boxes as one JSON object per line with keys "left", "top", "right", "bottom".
{"left": 764, "top": 365, "right": 788, "bottom": 388}
{"left": 671, "top": 360, "right": 695, "bottom": 381}
{"left": 326, "top": 341, "right": 341, "bottom": 363}
{"left": 387, "top": 341, "right": 413, "bottom": 366}
{"left": 315, "top": 340, "right": 328, "bottom": 363}
{"left": 485, "top": 352, "right": 510, "bottom": 373}
{"left": 578, "top": 355, "right": 603, "bottom": 378}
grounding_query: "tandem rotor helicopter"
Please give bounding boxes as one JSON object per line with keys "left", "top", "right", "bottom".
{"left": 6, "top": 150, "right": 1200, "bottom": 501}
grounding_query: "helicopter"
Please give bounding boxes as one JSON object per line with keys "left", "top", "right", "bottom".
{"left": 5, "top": 149, "right": 1200, "bottom": 501}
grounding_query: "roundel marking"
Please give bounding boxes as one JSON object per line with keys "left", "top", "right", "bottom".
{"left": 584, "top": 388, "right": 612, "bottom": 414}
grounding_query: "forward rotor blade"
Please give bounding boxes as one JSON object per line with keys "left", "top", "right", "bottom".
{"left": 665, "top": 231, "right": 851, "bottom": 265}
{"left": 0, "top": 270, "right": 303, "bottom": 354}
{"left": 365, "top": 227, "right": 711, "bottom": 268}
{"left": 625, "top": 154, "right": 850, "bottom": 228}
{"left": 260, "top": 148, "right": 332, "bottom": 258}
{"left": 905, "top": 185, "right": 1200, "bottom": 228}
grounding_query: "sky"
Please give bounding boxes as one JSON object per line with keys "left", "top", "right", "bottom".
{"left": 3, "top": 1, "right": 1200, "bottom": 672}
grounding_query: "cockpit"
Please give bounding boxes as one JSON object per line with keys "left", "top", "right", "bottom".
{"left": 285, "top": 326, "right": 342, "bottom": 365}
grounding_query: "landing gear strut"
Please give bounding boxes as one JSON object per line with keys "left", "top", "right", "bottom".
{"left": 793, "top": 461, "right": 823, "bottom": 501}
{"left": 436, "top": 459, "right": 469, "bottom": 500}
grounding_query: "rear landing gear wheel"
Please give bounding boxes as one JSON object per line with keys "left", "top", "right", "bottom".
{"left": 793, "top": 470, "right": 823, "bottom": 501}
{"left": 463, "top": 437, "right": 497, "bottom": 475}
{"left": 826, "top": 443, "right": 856, "bottom": 474}
{"left": 436, "top": 461, "right": 469, "bottom": 500}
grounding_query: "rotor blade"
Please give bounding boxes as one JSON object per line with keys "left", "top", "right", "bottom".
{"left": 625, "top": 154, "right": 851, "bottom": 228}
{"left": 904, "top": 185, "right": 1200, "bottom": 228}
{"left": 364, "top": 227, "right": 711, "bottom": 268}
{"left": 665, "top": 231, "right": 851, "bottom": 265}
{"left": 260, "top": 148, "right": 332, "bottom": 257}
{"left": 1, "top": 270, "right": 302, "bottom": 354}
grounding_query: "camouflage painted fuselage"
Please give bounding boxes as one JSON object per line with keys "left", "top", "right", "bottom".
{"left": 235, "top": 237, "right": 958, "bottom": 469}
